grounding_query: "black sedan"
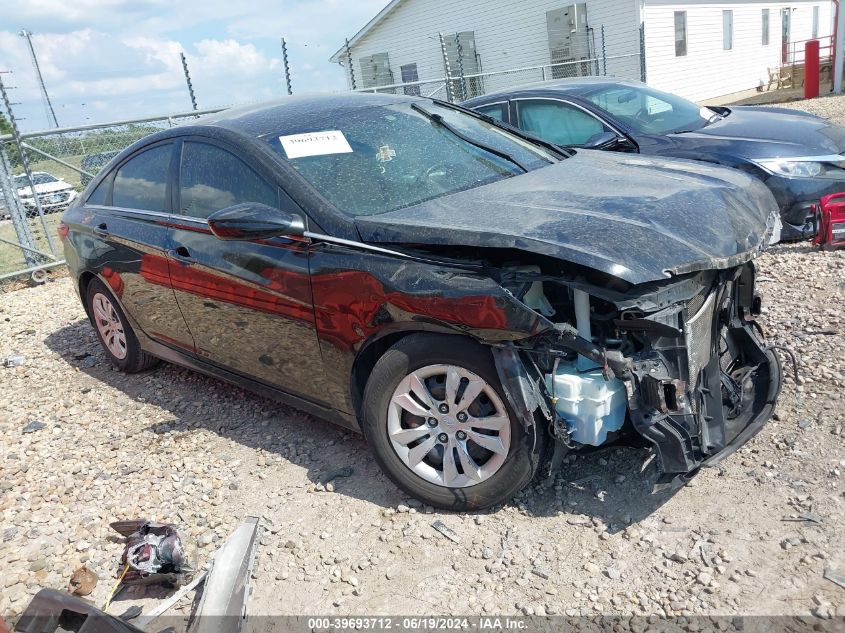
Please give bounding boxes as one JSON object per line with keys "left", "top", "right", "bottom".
{"left": 61, "top": 93, "right": 781, "bottom": 510}
{"left": 463, "top": 78, "right": 845, "bottom": 240}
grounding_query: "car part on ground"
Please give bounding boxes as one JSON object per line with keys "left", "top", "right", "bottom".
{"left": 188, "top": 517, "right": 259, "bottom": 633}
{"left": 111, "top": 519, "right": 192, "bottom": 586}
{"left": 13, "top": 589, "right": 145, "bottom": 633}
{"left": 813, "top": 192, "right": 845, "bottom": 249}
{"left": 62, "top": 93, "right": 783, "bottom": 510}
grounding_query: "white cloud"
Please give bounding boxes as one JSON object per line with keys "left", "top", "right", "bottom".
{"left": 0, "top": 0, "right": 391, "bottom": 129}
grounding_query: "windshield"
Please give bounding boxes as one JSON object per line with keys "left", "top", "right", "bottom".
{"left": 14, "top": 173, "right": 57, "bottom": 188}
{"left": 267, "top": 100, "right": 556, "bottom": 216}
{"left": 583, "top": 84, "right": 717, "bottom": 135}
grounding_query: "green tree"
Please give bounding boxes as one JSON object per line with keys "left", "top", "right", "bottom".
{"left": 0, "top": 111, "right": 12, "bottom": 136}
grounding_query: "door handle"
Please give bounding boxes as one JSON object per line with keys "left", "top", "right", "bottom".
{"left": 93, "top": 222, "right": 109, "bottom": 237}
{"left": 168, "top": 246, "right": 193, "bottom": 261}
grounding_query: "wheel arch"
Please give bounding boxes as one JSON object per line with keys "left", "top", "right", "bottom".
{"left": 349, "top": 325, "right": 490, "bottom": 420}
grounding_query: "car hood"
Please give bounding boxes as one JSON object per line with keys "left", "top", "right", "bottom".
{"left": 354, "top": 150, "right": 779, "bottom": 286}
{"left": 671, "top": 106, "right": 845, "bottom": 158}
{"left": 16, "top": 181, "right": 72, "bottom": 197}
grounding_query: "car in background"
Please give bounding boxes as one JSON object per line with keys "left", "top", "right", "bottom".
{"left": 463, "top": 78, "right": 845, "bottom": 240}
{"left": 14, "top": 172, "right": 77, "bottom": 214}
{"left": 61, "top": 93, "right": 781, "bottom": 511}
{"left": 81, "top": 150, "right": 120, "bottom": 186}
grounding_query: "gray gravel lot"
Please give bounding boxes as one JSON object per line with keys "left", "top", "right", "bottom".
{"left": 0, "top": 95, "right": 844, "bottom": 622}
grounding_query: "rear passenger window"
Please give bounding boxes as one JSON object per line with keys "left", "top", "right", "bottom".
{"left": 179, "top": 142, "right": 277, "bottom": 219}
{"left": 112, "top": 144, "right": 172, "bottom": 211}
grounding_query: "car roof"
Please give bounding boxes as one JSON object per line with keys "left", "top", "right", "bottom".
{"left": 463, "top": 77, "right": 643, "bottom": 105}
{"left": 193, "top": 92, "right": 423, "bottom": 140}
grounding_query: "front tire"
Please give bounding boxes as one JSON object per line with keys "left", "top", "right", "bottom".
{"left": 361, "top": 334, "right": 544, "bottom": 511}
{"left": 85, "top": 278, "right": 158, "bottom": 373}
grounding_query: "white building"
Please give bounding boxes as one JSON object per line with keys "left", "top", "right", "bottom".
{"left": 330, "top": 0, "right": 835, "bottom": 103}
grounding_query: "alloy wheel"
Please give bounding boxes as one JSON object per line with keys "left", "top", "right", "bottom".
{"left": 387, "top": 364, "right": 511, "bottom": 488}
{"left": 92, "top": 292, "right": 127, "bottom": 360}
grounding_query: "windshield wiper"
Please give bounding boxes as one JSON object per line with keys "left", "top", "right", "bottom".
{"left": 410, "top": 103, "right": 528, "bottom": 173}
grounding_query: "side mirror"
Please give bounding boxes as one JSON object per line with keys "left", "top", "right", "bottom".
{"left": 207, "top": 203, "right": 306, "bottom": 241}
{"left": 583, "top": 131, "right": 622, "bottom": 149}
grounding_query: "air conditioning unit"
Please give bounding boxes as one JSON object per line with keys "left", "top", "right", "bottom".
{"left": 547, "top": 4, "right": 591, "bottom": 78}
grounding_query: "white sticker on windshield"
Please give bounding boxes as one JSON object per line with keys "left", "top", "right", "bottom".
{"left": 279, "top": 130, "right": 353, "bottom": 159}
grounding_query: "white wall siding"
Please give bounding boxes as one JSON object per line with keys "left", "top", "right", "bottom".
{"left": 343, "top": 0, "right": 642, "bottom": 94}
{"left": 644, "top": 1, "right": 835, "bottom": 102}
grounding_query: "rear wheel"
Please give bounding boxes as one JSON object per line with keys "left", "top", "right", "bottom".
{"left": 361, "top": 334, "right": 544, "bottom": 511}
{"left": 86, "top": 278, "right": 158, "bottom": 373}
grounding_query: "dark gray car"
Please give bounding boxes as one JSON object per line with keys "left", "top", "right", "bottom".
{"left": 464, "top": 78, "right": 845, "bottom": 239}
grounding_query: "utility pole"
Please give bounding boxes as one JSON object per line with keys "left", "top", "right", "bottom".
{"left": 18, "top": 29, "right": 58, "bottom": 128}
{"left": 180, "top": 52, "right": 198, "bottom": 111}
{"left": 281, "top": 38, "right": 293, "bottom": 95}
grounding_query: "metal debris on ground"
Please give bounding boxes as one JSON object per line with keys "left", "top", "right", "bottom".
{"left": 22, "top": 421, "right": 46, "bottom": 434}
{"left": 431, "top": 520, "right": 461, "bottom": 544}
{"left": 823, "top": 567, "right": 845, "bottom": 591}
{"left": 111, "top": 519, "right": 192, "bottom": 586}
{"left": 116, "top": 605, "right": 142, "bottom": 622}
{"left": 13, "top": 589, "right": 146, "bottom": 633}
{"left": 67, "top": 565, "right": 98, "bottom": 596}
{"left": 1, "top": 355, "right": 24, "bottom": 368}
{"left": 188, "top": 516, "right": 260, "bottom": 633}
{"left": 781, "top": 512, "right": 823, "bottom": 525}
{"left": 133, "top": 571, "right": 207, "bottom": 628}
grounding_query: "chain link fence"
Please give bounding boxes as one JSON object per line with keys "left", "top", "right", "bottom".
{"left": 0, "top": 107, "right": 224, "bottom": 282}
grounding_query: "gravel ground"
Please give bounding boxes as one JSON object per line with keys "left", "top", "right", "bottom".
{"left": 775, "top": 93, "right": 845, "bottom": 125}
{"left": 1, "top": 242, "right": 843, "bottom": 622}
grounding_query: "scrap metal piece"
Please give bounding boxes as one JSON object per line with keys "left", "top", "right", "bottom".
{"left": 188, "top": 517, "right": 259, "bottom": 633}
{"left": 133, "top": 571, "right": 207, "bottom": 629}
{"left": 2, "top": 354, "right": 24, "bottom": 368}
{"left": 431, "top": 520, "right": 461, "bottom": 544}
{"left": 13, "top": 589, "right": 145, "bottom": 633}
{"left": 824, "top": 567, "right": 845, "bottom": 591}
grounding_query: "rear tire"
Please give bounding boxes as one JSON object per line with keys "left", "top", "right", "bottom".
{"left": 361, "top": 333, "right": 544, "bottom": 511}
{"left": 85, "top": 278, "right": 158, "bottom": 373}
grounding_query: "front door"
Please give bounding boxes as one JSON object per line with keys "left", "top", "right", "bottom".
{"left": 166, "top": 139, "right": 328, "bottom": 403}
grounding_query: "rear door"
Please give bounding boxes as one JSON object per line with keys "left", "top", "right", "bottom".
{"left": 84, "top": 141, "right": 195, "bottom": 351}
{"left": 167, "top": 138, "right": 328, "bottom": 402}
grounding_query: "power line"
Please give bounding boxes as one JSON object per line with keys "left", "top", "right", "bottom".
{"left": 18, "top": 29, "right": 58, "bottom": 128}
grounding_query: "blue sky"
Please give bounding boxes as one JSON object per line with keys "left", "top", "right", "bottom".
{"left": 0, "top": 0, "right": 391, "bottom": 131}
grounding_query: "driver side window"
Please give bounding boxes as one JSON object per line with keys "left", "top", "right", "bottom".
{"left": 516, "top": 99, "right": 611, "bottom": 147}
{"left": 179, "top": 142, "right": 278, "bottom": 218}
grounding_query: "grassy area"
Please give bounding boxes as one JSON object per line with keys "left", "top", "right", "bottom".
{"left": 0, "top": 212, "right": 64, "bottom": 277}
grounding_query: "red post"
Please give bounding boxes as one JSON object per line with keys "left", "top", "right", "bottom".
{"left": 805, "top": 39, "right": 820, "bottom": 99}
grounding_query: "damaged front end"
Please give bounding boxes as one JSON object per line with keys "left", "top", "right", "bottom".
{"left": 492, "top": 261, "right": 783, "bottom": 491}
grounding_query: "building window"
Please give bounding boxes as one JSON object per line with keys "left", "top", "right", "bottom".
{"left": 723, "top": 10, "right": 733, "bottom": 50}
{"left": 812, "top": 6, "right": 820, "bottom": 39}
{"left": 360, "top": 52, "right": 393, "bottom": 91}
{"left": 674, "top": 11, "right": 687, "bottom": 57}
{"left": 400, "top": 63, "right": 420, "bottom": 96}
{"left": 762, "top": 9, "right": 770, "bottom": 46}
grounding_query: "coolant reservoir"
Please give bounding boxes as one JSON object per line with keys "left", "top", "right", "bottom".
{"left": 545, "top": 362, "right": 627, "bottom": 446}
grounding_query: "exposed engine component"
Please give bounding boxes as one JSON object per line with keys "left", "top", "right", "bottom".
{"left": 546, "top": 360, "right": 627, "bottom": 446}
